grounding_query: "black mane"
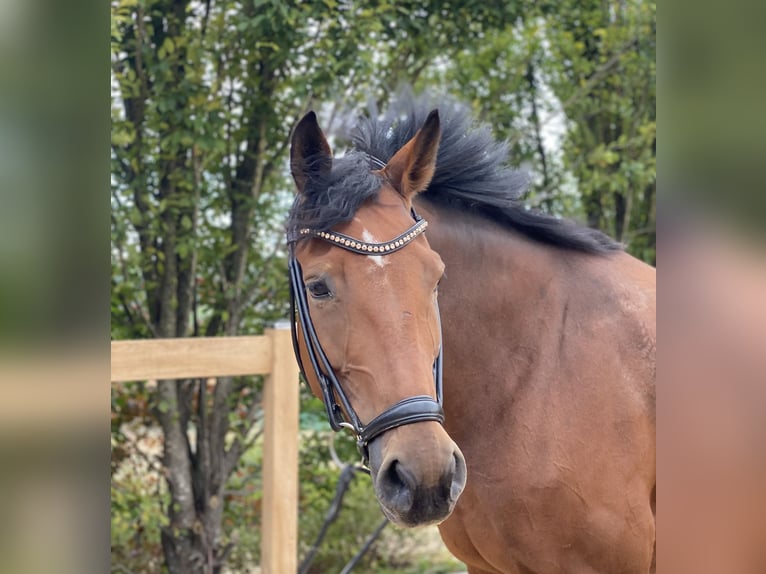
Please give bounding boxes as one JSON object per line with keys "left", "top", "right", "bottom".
{"left": 289, "top": 95, "right": 620, "bottom": 254}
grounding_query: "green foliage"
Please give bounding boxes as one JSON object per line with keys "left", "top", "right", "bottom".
{"left": 219, "top": 442, "right": 265, "bottom": 570}
{"left": 436, "top": 0, "right": 656, "bottom": 260}
{"left": 545, "top": 0, "right": 656, "bottom": 259}
{"left": 297, "top": 458, "right": 383, "bottom": 571}
{"left": 110, "top": 425, "right": 264, "bottom": 573}
{"left": 111, "top": 477, "right": 168, "bottom": 571}
{"left": 111, "top": 424, "right": 168, "bottom": 573}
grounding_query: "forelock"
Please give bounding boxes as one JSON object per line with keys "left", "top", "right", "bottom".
{"left": 287, "top": 151, "right": 383, "bottom": 239}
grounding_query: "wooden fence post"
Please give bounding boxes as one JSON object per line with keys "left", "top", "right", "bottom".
{"left": 261, "top": 324, "right": 300, "bottom": 573}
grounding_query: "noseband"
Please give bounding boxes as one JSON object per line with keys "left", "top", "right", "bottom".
{"left": 287, "top": 210, "right": 444, "bottom": 465}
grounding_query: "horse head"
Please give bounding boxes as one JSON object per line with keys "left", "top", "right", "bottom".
{"left": 287, "top": 109, "right": 467, "bottom": 527}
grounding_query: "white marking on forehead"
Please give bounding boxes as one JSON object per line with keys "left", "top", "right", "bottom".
{"left": 361, "top": 228, "right": 389, "bottom": 268}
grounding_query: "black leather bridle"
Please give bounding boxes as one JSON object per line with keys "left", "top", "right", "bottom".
{"left": 287, "top": 209, "right": 445, "bottom": 465}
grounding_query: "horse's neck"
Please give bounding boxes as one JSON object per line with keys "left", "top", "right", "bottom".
{"left": 422, "top": 202, "right": 567, "bottom": 335}
{"left": 418, "top": 201, "right": 655, "bottom": 432}
{"left": 418, "top": 202, "right": 595, "bottom": 425}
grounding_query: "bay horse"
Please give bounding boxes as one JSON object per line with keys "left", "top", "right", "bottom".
{"left": 286, "top": 97, "right": 656, "bottom": 574}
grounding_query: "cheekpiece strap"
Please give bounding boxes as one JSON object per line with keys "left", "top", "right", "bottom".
{"left": 296, "top": 216, "right": 428, "bottom": 255}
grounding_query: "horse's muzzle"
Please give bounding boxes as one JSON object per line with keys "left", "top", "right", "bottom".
{"left": 371, "top": 440, "right": 467, "bottom": 527}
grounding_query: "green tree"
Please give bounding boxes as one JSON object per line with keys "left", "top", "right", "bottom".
{"left": 435, "top": 0, "right": 656, "bottom": 262}
{"left": 546, "top": 0, "right": 656, "bottom": 262}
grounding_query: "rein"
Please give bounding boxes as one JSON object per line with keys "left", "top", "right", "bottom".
{"left": 287, "top": 209, "right": 445, "bottom": 465}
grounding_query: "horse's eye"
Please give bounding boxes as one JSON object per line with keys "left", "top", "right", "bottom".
{"left": 307, "top": 280, "right": 332, "bottom": 299}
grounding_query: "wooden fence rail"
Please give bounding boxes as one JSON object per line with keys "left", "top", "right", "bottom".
{"left": 111, "top": 327, "right": 299, "bottom": 574}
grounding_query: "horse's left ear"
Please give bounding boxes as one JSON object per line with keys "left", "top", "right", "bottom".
{"left": 383, "top": 109, "right": 441, "bottom": 201}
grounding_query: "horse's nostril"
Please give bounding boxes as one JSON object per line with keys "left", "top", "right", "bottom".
{"left": 439, "top": 452, "right": 457, "bottom": 490}
{"left": 450, "top": 451, "right": 467, "bottom": 501}
{"left": 379, "top": 459, "right": 415, "bottom": 512}
{"left": 388, "top": 460, "right": 414, "bottom": 491}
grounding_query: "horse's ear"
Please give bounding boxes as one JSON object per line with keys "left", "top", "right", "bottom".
{"left": 383, "top": 109, "right": 441, "bottom": 200}
{"left": 290, "top": 111, "right": 333, "bottom": 194}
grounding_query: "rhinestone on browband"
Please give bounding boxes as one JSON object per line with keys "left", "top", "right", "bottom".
{"left": 297, "top": 216, "right": 428, "bottom": 255}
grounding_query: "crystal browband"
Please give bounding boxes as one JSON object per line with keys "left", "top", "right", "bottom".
{"left": 297, "top": 215, "right": 428, "bottom": 255}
